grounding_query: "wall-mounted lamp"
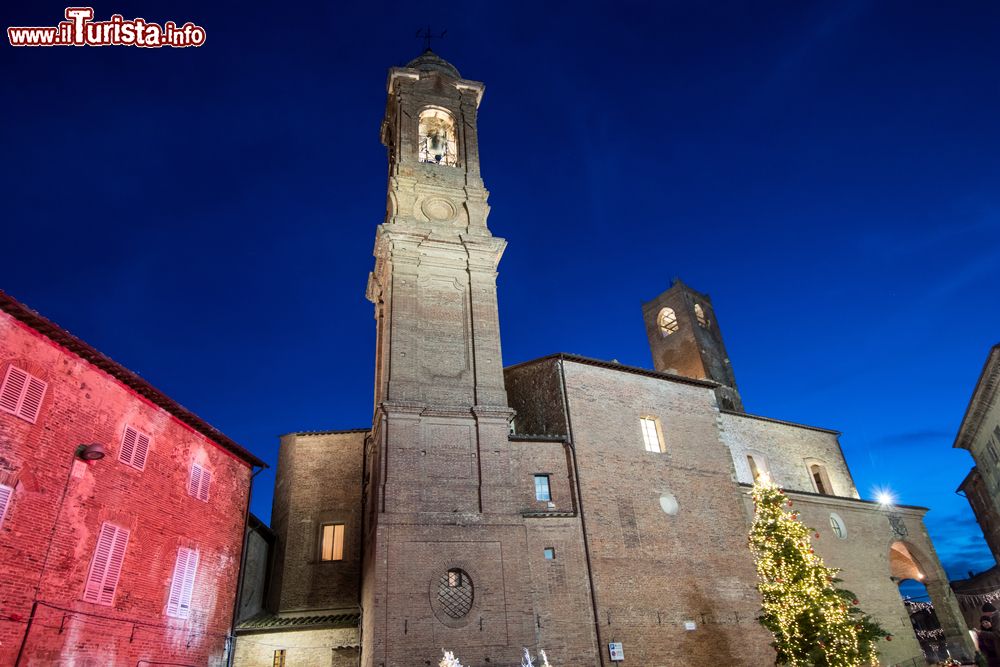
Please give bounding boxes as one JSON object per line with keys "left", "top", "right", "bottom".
{"left": 74, "top": 443, "right": 106, "bottom": 461}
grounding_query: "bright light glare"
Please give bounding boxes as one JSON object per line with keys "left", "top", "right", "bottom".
{"left": 875, "top": 488, "right": 895, "bottom": 506}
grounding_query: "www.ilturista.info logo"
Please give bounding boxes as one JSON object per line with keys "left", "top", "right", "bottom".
{"left": 8, "top": 8, "right": 206, "bottom": 47}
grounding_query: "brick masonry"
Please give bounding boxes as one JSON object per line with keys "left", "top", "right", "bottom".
{"left": 0, "top": 307, "right": 256, "bottom": 666}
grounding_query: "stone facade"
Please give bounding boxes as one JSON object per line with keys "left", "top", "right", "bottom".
{"left": 954, "top": 345, "right": 1000, "bottom": 563}
{"left": 0, "top": 291, "right": 262, "bottom": 666}
{"left": 949, "top": 345, "right": 1000, "bottom": 632}
{"left": 236, "top": 50, "right": 974, "bottom": 667}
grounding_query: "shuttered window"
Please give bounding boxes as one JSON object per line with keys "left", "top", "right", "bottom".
{"left": 118, "top": 425, "right": 150, "bottom": 471}
{"left": 83, "top": 522, "right": 129, "bottom": 605}
{"left": 188, "top": 463, "right": 211, "bottom": 502}
{"left": 166, "top": 547, "right": 199, "bottom": 619}
{"left": 0, "top": 365, "right": 47, "bottom": 424}
{"left": 0, "top": 484, "right": 13, "bottom": 527}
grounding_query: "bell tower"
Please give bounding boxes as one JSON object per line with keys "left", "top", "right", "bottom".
{"left": 642, "top": 279, "right": 744, "bottom": 412}
{"left": 361, "top": 51, "right": 535, "bottom": 667}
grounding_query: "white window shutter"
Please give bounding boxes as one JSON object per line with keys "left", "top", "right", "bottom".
{"left": 84, "top": 522, "right": 130, "bottom": 606}
{"left": 0, "top": 484, "right": 13, "bottom": 527}
{"left": 198, "top": 469, "right": 211, "bottom": 502}
{"left": 133, "top": 431, "right": 150, "bottom": 470}
{"left": 0, "top": 366, "right": 28, "bottom": 415}
{"left": 0, "top": 366, "right": 47, "bottom": 424}
{"left": 18, "top": 376, "right": 47, "bottom": 423}
{"left": 189, "top": 464, "right": 211, "bottom": 502}
{"left": 119, "top": 426, "right": 150, "bottom": 471}
{"left": 167, "top": 547, "right": 199, "bottom": 618}
{"left": 119, "top": 427, "right": 137, "bottom": 466}
{"left": 189, "top": 464, "right": 202, "bottom": 498}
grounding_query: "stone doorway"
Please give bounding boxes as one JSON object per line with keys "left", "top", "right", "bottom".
{"left": 889, "top": 540, "right": 971, "bottom": 663}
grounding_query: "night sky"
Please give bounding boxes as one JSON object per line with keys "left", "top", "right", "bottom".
{"left": 3, "top": 1, "right": 999, "bottom": 590}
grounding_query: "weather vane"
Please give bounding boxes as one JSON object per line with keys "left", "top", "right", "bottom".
{"left": 416, "top": 26, "right": 447, "bottom": 51}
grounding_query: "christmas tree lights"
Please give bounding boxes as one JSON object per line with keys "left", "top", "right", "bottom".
{"left": 749, "top": 480, "right": 888, "bottom": 666}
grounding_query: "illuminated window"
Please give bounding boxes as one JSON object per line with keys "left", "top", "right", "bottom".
{"left": 657, "top": 307, "right": 678, "bottom": 336}
{"left": 534, "top": 475, "right": 551, "bottom": 502}
{"left": 320, "top": 523, "right": 345, "bottom": 562}
{"left": 640, "top": 416, "right": 664, "bottom": 453}
{"left": 418, "top": 108, "right": 457, "bottom": 166}
{"left": 543, "top": 547, "right": 556, "bottom": 560}
{"left": 273, "top": 650, "right": 286, "bottom": 667}
{"left": 829, "top": 513, "right": 847, "bottom": 539}
{"left": 694, "top": 303, "right": 709, "bottom": 328}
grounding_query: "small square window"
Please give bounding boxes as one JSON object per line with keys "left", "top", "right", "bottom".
{"left": 543, "top": 547, "right": 555, "bottom": 560}
{"left": 534, "top": 475, "right": 551, "bottom": 502}
{"left": 320, "top": 523, "right": 344, "bottom": 561}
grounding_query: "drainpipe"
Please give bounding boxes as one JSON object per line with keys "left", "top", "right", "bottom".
{"left": 227, "top": 464, "right": 265, "bottom": 667}
{"left": 557, "top": 358, "right": 605, "bottom": 666}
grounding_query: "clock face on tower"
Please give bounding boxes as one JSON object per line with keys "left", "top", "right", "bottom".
{"left": 418, "top": 108, "right": 457, "bottom": 166}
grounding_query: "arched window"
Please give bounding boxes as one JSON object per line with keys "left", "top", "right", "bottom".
{"left": 808, "top": 462, "right": 833, "bottom": 495}
{"left": 694, "top": 303, "right": 709, "bottom": 328}
{"left": 747, "top": 454, "right": 768, "bottom": 482}
{"left": 657, "top": 307, "right": 678, "bottom": 336}
{"left": 418, "top": 108, "right": 457, "bottom": 166}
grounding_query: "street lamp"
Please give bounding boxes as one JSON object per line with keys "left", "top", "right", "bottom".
{"left": 15, "top": 443, "right": 106, "bottom": 665}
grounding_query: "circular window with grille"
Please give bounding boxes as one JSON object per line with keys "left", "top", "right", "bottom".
{"left": 437, "top": 569, "right": 474, "bottom": 619}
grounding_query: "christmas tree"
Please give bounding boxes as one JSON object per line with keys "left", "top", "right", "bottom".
{"left": 749, "top": 480, "right": 888, "bottom": 666}
{"left": 439, "top": 650, "right": 463, "bottom": 667}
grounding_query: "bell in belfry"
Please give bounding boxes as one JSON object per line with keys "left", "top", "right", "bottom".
{"left": 429, "top": 130, "right": 445, "bottom": 162}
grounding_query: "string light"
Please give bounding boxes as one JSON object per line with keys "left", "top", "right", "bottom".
{"left": 750, "top": 480, "right": 888, "bottom": 666}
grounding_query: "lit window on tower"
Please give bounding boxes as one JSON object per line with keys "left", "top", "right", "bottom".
{"left": 418, "top": 108, "right": 457, "bottom": 166}
{"left": 694, "top": 303, "right": 709, "bottom": 328}
{"left": 657, "top": 307, "right": 678, "bottom": 336}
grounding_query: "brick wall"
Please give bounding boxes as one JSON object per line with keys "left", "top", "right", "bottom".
{"left": 233, "top": 627, "right": 359, "bottom": 666}
{"left": 0, "top": 309, "right": 254, "bottom": 665}
{"left": 559, "top": 358, "right": 775, "bottom": 666}
{"left": 269, "top": 430, "right": 365, "bottom": 613}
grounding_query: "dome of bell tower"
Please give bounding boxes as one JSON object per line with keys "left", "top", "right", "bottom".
{"left": 405, "top": 49, "right": 461, "bottom": 78}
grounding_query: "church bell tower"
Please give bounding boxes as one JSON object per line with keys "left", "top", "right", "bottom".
{"left": 362, "top": 50, "right": 536, "bottom": 667}
{"left": 642, "top": 279, "right": 744, "bottom": 412}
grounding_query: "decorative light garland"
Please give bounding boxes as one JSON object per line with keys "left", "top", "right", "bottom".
{"left": 749, "top": 480, "right": 888, "bottom": 666}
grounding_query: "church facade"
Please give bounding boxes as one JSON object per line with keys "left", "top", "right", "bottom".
{"left": 233, "top": 51, "right": 973, "bottom": 666}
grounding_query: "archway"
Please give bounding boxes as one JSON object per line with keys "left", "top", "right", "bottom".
{"left": 889, "top": 540, "right": 971, "bottom": 662}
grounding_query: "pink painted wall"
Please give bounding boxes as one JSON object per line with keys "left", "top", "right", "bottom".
{"left": 0, "top": 309, "right": 253, "bottom": 666}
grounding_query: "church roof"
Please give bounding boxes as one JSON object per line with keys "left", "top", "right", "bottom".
{"left": 405, "top": 49, "right": 461, "bottom": 78}
{"left": 0, "top": 289, "right": 265, "bottom": 468}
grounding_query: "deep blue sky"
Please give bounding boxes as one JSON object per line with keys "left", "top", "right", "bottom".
{"left": 2, "top": 1, "right": 998, "bottom": 585}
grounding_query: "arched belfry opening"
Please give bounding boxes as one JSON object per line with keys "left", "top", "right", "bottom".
{"left": 889, "top": 540, "right": 969, "bottom": 662}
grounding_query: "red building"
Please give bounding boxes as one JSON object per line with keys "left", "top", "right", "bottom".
{"left": 0, "top": 290, "right": 265, "bottom": 665}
